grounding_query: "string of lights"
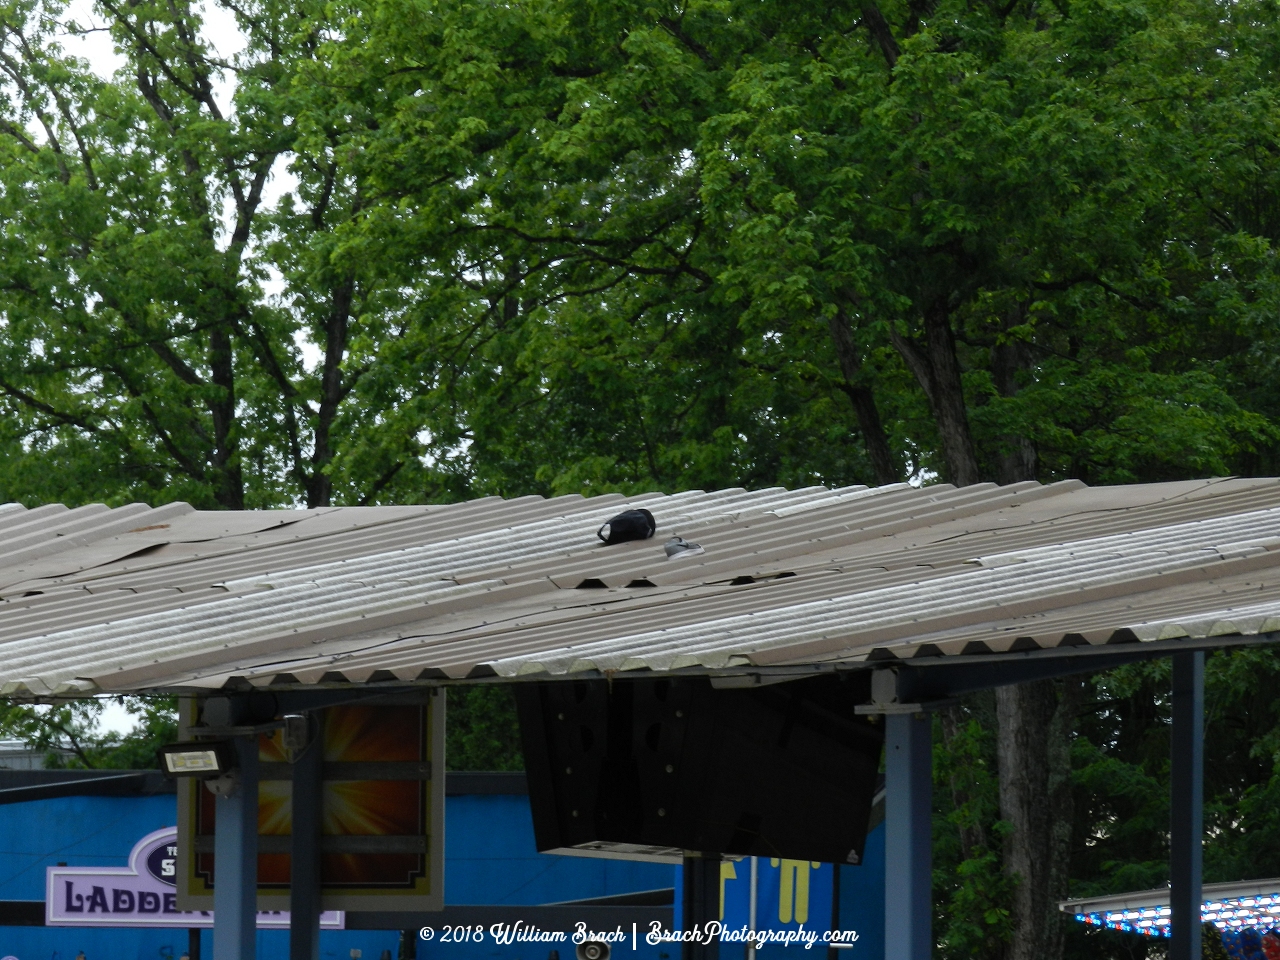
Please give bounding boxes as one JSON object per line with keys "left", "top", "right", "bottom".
{"left": 1062, "top": 878, "right": 1280, "bottom": 959}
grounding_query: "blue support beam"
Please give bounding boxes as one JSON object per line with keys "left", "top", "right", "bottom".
{"left": 884, "top": 712, "right": 931, "bottom": 960}
{"left": 213, "top": 736, "right": 259, "bottom": 960}
{"left": 1170, "top": 651, "right": 1205, "bottom": 960}
{"left": 290, "top": 719, "right": 322, "bottom": 960}
{"left": 681, "top": 854, "right": 721, "bottom": 960}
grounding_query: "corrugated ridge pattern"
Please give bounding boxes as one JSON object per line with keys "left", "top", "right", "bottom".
{"left": 4, "top": 479, "right": 1280, "bottom": 694}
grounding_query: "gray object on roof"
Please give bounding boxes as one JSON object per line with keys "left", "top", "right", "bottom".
{"left": 4, "top": 477, "right": 1280, "bottom": 696}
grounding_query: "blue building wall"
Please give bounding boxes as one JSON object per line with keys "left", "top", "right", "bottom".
{"left": 0, "top": 795, "right": 176, "bottom": 901}
{"left": 0, "top": 792, "right": 882, "bottom": 960}
{"left": 0, "top": 923, "right": 389, "bottom": 960}
{"left": 0, "top": 791, "right": 671, "bottom": 960}
{"left": 669, "top": 824, "right": 885, "bottom": 960}
{"left": 444, "top": 794, "right": 670, "bottom": 905}
{"left": 837, "top": 822, "right": 885, "bottom": 960}
{"left": 423, "top": 793, "right": 674, "bottom": 960}
{"left": 0, "top": 793, "right": 398, "bottom": 960}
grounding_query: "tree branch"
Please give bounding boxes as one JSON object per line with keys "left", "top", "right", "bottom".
{"left": 860, "top": 2, "right": 900, "bottom": 69}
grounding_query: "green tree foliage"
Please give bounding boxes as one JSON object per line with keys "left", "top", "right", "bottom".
{"left": 445, "top": 686, "right": 524, "bottom": 772}
{"left": 5, "top": 0, "right": 1280, "bottom": 957}
{"left": 305, "top": 5, "right": 1280, "bottom": 954}
{"left": 0, "top": 697, "right": 177, "bottom": 768}
{"left": 933, "top": 649, "right": 1280, "bottom": 960}
{"left": 0, "top": 0, "right": 451, "bottom": 509}
{"left": 933, "top": 696, "right": 1014, "bottom": 956}
{"left": 305, "top": 0, "right": 1279, "bottom": 497}
{"left": 3, "top": 0, "right": 1275, "bottom": 503}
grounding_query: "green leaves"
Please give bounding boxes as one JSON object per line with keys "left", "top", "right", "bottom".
{"left": 0, "top": 697, "right": 178, "bottom": 769}
{"left": 2, "top": 0, "right": 1279, "bottom": 508}
{"left": 934, "top": 700, "right": 1016, "bottom": 957}
{"left": 970, "top": 363, "right": 1276, "bottom": 483}
{"left": 0, "top": 0, "right": 456, "bottom": 509}
{"left": 445, "top": 686, "right": 523, "bottom": 771}
{"left": 7, "top": 4, "right": 1280, "bottom": 956}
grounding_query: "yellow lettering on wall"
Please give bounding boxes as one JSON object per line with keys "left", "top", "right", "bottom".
{"left": 769, "top": 859, "right": 823, "bottom": 924}
{"left": 719, "top": 860, "right": 737, "bottom": 920}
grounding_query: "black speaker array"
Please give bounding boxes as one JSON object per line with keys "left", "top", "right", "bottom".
{"left": 514, "top": 674, "right": 883, "bottom": 865}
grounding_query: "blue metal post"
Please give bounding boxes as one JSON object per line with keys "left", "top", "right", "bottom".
{"left": 290, "top": 721, "right": 322, "bottom": 960}
{"left": 214, "top": 736, "right": 259, "bottom": 960}
{"left": 1170, "top": 651, "right": 1204, "bottom": 960}
{"left": 681, "top": 854, "right": 721, "bottom": 960}
{"left": 884, "top": 712, "right": 931, "bottom": 960}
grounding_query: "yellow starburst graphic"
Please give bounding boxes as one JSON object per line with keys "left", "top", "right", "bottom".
{"left": 197, "top": 704, "right": 430, "bottom": 889}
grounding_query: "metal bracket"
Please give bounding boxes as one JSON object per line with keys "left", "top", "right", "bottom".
{"left": 709, "top": 672, "right": 808, "bottom": 689}
{"left": 855, "top": 698, "right": 959, "bottom": 715}
{"left": 189, "top": 719, "right": 287, "bottom": 738}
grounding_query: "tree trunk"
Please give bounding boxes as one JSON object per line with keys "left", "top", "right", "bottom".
{"left": 995, "top": 678, "right": 1080, "bottom": 960}
{"left": 208, "top": 323, "right": 243, "bottom": 509}
{"left": 889, "top": 300, "right": 981, "bottom": 486}
{"left": 891, "top": 293, "right": 1070, "bottom": 960}
{"left": 827, "top": 309, "right": 898, "bottom": 485}
{"left": 860, "top": 1, "right": 900, "bottom": 68}
{"left": 987, "top": 327, "right": 1071, "bottom": 960}
{"left": 991, "top": 304, "right": 1037, "bottom": 485}
{"left": 309, "top": 275, "right": 356, "bottom": 508}
{"left": 922, "top": 298, "right": 981, "bottom": 486}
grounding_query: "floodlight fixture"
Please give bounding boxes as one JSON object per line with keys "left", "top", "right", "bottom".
{"left": 159, "top": 740, "right": 237, "bottom": 779}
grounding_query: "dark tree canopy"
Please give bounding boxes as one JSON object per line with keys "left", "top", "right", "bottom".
{"left": 4, "top": 0, "right": 1280, "bottom": 956}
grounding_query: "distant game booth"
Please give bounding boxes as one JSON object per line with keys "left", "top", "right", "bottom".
{"left": 5, "top": 477, "right": 1280, "bottom": 960}
{"left": 1061, "top": 878, "right": 1280, "bottom": 957}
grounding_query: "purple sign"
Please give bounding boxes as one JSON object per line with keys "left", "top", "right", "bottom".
{"left": 45, "top": 827, "right": 344, "bottom": 929}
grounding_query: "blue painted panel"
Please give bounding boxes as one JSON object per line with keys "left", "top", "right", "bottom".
{"left": 0, "top": 790, "right": 702, "bottom": 960}
{"left": 444, "top": 795, "right": 671, "bottom": 906}
{"left": 416, "top": 923, "right": 673, "bottom": 960}
{"left": 0, "top": 794, "right": 399, "bottom": 960}
{"left": 0, "top": 925, "right": 398, "bottom": 960}
{"left": 720, "top": 860, "right": 836, "bottom": 932}
{"left": 0, "top": 793, "right": 672, "bottom": 909}
{"left": 0, "top": 796, "right": 177, "bottom": 901}
{"left": 836, "top": 824, "right": 884, "bottom": 960}
{"left": 669, "top": 823, "right": 884, "bottom": 960}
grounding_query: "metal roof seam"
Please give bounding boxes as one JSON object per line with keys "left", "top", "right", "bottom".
{"left": 10, "top": 481, "right": 1280, "bottom": 693}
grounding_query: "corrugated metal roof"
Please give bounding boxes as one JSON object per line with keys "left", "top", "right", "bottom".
{"left": 4, "top": 477, "right": 1280, "bottom": 696}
